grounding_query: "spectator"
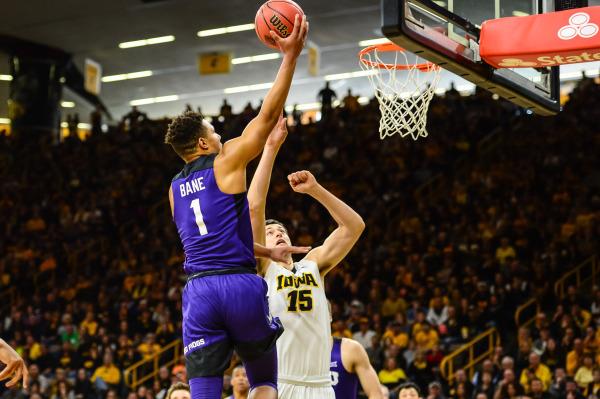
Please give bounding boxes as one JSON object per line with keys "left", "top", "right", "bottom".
{"left": 378, "top": 357, "right": 407, "bottom": 389}
{"left": 353, "top": 318, "right": 376, "bottom": 349}
{"left": 519, "top": 352, "right": 552, "bottom": 392}
{"left": 574, "top": 354, "right": 594, "bottom": 389}
{"left": 317, "top": 81, "right": 337, "bottom": 119}
{"left": 427, "top": 381, "right": 446, "bottom": 399}
{"left": 529, "top": 378, "right": 551, "bottom": 399}
{"left": 427, "top": 297, "right": 449, "bottom": 328}
{"left": 26, "top": 364, "right": 47, "bottom": 394}
{"left": 495, "top": 238, "right": 516, "bottom": 265}
{"left": 90, "top": 351, "right": 121, "bottom": 395}
{"left": 226, "top": 365, "right": 249, "bottom": 399}
{"left": 566, "top": 339, "right": 584, "bottom": 376}
{"left": 50, "top": 380, "right": 74, "bottom": 399}
{"left": 73, "top": 368, "right": 93, "bottom": 399}
{"left": 137, "top": 334, "right": 161, "bottom": 361}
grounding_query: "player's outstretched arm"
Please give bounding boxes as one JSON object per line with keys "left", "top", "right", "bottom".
{"left": 289, "top": 171, "right": 365, "bottom": 276}
{"left": 248, "top": 118, "right": 288, "bottom": 274}
{"left": 0, "top": 338, "right": 28, "bottom": 389}
{"left": 216, "top": 15, "right": 308, "bottom": 174}
{"left": 343, "top": 339, "right": 383, "bottom": 399}
{"left": 254, "top": 243, "right": 310, "bottom": 264}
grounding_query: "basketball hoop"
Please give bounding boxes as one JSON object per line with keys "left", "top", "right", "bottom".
{"left": 359, "top": 42, "right": 441, "bottom": 140}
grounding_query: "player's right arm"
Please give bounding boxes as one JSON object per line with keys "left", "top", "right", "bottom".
{"left": 248, "top": 118, "right": 288, "bottom": 274}
{"left": 215, "top": 15, "right": 308, "bottom": 181}
{"left": 343, "top": 339, "right": 383, "bottom": 399}
{"left": 0, "top": 338, "right": 28, "bottom": 389}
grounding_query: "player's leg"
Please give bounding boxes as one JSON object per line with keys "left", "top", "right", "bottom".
{"left": 183, "top": 277, "right": 233, "bottom": 399}
{"left": 222, "top": 273, "right": 283, "bottom": 398}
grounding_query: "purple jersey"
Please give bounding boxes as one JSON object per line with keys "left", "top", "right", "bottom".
{"left": 171, "top": 154, "right": 255, "bottom": 274}
{"left": 331, "top": 337, "right": 359, "bottom": 399}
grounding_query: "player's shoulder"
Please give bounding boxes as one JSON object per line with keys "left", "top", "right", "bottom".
{"left": 341, "top": 337, "right": 369, "bottom": 364}
{"left": 341, "top": 337, "right": 364, "bottom": 352}
{"left": 264, "top": 261, "right": 292, "bottom": 280}
{"left": 296, "top": 258, "right": 319, "bottom": 272}
{"left": 171, "top": 155, "right": 216, "bottom": 182}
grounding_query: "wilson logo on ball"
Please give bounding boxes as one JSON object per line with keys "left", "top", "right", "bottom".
{"left": 270, "top": 15, "right": 290, "bottom": 37}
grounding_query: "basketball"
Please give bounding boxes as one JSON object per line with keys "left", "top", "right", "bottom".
{"left": 255, "top": 0, "right": 305, "bottom": 50}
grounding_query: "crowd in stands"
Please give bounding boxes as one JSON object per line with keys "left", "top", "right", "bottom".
{"left": 0, "top": 76, "right": 598, "bottom": 399}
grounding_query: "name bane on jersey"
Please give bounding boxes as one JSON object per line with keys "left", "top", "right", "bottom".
{"left": 179, "top": 177, "right": 206, "bottom": 197}
{"left": 276, "top": 272, "right": 319, "bottom": 291}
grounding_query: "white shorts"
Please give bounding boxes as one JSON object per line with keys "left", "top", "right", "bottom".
{"left": 278, "top": 382, "right": 336, "bottom": 399}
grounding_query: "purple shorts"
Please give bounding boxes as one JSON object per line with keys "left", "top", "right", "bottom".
{"left": 182, "top": 271, "right": 283, "bottom": 378}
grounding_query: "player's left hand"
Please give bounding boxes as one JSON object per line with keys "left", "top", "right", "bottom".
{"left": 0, "top": 339, "right": 29, "bottom": 389}
{"left": 288, "top": 170, "right": 318, "bottom": 194}
{"left": 269, "top": 244, "right": 311, "bottom": 263}
{"left": 266, "top": 117, "right": 288, "bottom": 150}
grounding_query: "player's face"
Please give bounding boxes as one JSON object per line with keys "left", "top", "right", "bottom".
{"left": 265, "top": 224, "right": 291, "bottom": 248}
{"left": 231, "top": 368, "right": 249, "bottom": 393}
{"left": 399, "top": 388, "right": 420, "bottom": 399}
{"left": 169, "top": 389, "right": 190, "bottom": 399}
{"left": 202, "top": 120, "right": 222, "bottom": 153}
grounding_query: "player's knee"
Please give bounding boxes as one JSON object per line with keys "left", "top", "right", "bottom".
{"left": 248, "top": 384, "right": 278, "bottom": 399}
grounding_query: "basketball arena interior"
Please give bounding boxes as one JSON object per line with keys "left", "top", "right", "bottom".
{"left": 0, "top": 0, "right": 599, "bottom": 398}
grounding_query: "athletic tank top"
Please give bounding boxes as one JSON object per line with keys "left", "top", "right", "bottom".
{"left": 265, "top": 259, "right": 332, "bottom": 386}
{"left": 171, "top": 154, "right": 255, "bottom": 274}
{"left": 331, "top": 337, "right": 359, "bottom": 399}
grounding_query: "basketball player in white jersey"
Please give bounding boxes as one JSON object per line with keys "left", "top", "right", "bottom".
{"left": 247, "top": 119, "right": 365, "bottom": 399}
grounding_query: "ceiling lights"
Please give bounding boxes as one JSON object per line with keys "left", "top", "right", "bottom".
{"left": 325, "top": 70, "right": 377, "bottom": 81}
{"left": 232, "top": 53, "right": 281, "bottom": 65}
{"left": 102, "top": 70, "right": 154, "bottom": 83}
{"left": 358, "top": 38, "right": 391, "bottom": 47}
{"left": 119, "top": 35, "right": 175, "bottom": 49}
{"left": 198, "top": 24, "right": 255, "bottom": 37}
{"left": 224, "top": 82, "right": 273, "bottom": 94}
{"left": 129, "top": 95, "right": 179, "bottom": 106}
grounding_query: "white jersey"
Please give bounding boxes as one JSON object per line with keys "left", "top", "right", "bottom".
{"left": 265, "top": 259, "right": 333, "bottom": 387}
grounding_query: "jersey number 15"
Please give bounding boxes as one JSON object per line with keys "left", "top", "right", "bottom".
{"left": 287, "top": 289, "right": 313, "bottom": 312}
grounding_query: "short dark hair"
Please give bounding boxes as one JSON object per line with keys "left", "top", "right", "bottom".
{"left": 266, "top": 219, "right": 288, "bottom": 234}
{"left": 398, "top": 382, "right": 422, "bottom": 397}
{"left": 166, "top": 382, "right": 190, "bottom": 399}
{"left": 165, "top": 111, "right": 207, "bottom": 157}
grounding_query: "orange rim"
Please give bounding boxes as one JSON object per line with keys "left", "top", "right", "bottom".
{"left": 359, "top": 42, "right": 440, "bottom": 72}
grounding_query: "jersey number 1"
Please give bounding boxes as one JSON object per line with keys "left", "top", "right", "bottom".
{"left": 190, "top": 198, "right": 208, "bottom": 236}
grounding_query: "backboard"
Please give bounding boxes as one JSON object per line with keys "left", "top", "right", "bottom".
{"left": 381, "top": 0, "right": 561, "bottom": 115}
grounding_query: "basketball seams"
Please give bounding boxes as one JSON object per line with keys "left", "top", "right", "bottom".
{"left": 265, "top": 2, "right": 295, "bottom": 26}
{"left": 259, "top": 7, "right": 277, "bottom": 47}
{"left": 267, "top": 0, "right": 304, "bottom": 17}
{"left": 256, "top": 0, "right": 303, "bottom": 49}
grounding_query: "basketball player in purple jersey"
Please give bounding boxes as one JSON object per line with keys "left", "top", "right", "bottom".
{"left": 330, "top": 337, "right": 383, "bottom": 399}
{"left": 165, "top": 15, "right": 308, "bottom": 399}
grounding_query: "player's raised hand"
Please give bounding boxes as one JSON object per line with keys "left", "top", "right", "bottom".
{"left": 0, "top": 339, "right": 28, "bottom": 389}
{"left": 288, "top": 170, "right": 318, "bottom": 194}
{"left": 266, "top": 117, "right": 288, "bottom": 149}
{"left": 270, "top": 14, "right": 308, "bottom": 58}
{"left": 269, "top": 244, "right": 311, "bottom": 263}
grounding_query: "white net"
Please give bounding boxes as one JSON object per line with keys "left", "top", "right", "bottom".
{"left": 360, "top": 45, "right": 441, "bottom": 140}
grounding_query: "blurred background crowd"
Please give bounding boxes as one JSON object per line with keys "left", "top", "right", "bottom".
{"left": 0, "top": 77, "right": 598, "bottom": 399}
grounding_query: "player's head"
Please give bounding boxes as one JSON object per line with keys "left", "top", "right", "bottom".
{"left": 398, "top": 382, "right": 422, "bottom": 399}
{"left": 165, "top": 111, "right": 222, "bottom": 161}
{"left": 231, "top": 365, "right": 249, "bottom": 395}
{"left": 166, "top": 382, "right": 190, "bottom": 399}
{"left": 265, "top": 219, "right": 291, "bottom": 248}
